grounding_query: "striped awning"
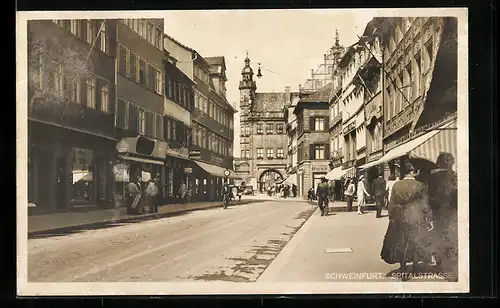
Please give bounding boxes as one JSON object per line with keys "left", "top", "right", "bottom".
{"left": 412, "top": 120, "right": 457, "bottom": 171}
{"left": 359, "top": 120, "right": 457, "bottom": 170}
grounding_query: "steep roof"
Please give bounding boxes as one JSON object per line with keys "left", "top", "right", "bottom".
{"left": 205, "top": 56, "right": 226, "bottom": 68}
{"left": 251, "top": 92, "right": 287, "bottom": 112}
{"left": 298, "top": 82, "right": 334, "bottom": 103}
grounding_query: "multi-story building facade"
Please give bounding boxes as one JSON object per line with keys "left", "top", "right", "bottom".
{"left": 114, "top": 18, "right": 168, "bottom": 202}
{"left": 337, "top": 44, "right": 365, "bottom": 180}
{"left": 163, "top": 50, "right": 196, "bottom": 203}
{"left": 234, "top": 55, "right": 292, "bottom": 193}
{"left": 28, "top": 19, "right": 118, "bottom": 211}
{"left": 164, "top": 34, "right": 237, "bottom": 202}
{"left": 294, "top": 83, "right": 332, "bottom": 197}
{"left": 300, "top": 31, "right": 345, "bottom": 94}
{"left": 359, "top": 17, "right": 458, "bottom": 179}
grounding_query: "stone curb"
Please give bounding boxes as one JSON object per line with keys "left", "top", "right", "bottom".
{"left": 308, "top": 201, "right": 378, "bottom": 213}
{"left": 28, "top": 200, "right": 256, "bottom": 238}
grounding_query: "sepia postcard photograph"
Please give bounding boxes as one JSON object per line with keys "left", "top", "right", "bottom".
{"left": 16, "top": 7, "right": 469, "bottom": 296}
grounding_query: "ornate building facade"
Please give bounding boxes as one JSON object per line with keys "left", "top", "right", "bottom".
{"left": 234, "top": 55, "right": 294, "bottom": 193}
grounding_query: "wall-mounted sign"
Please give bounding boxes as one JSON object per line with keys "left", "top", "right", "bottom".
{"left": 184, "top": 167, "right": 193, "bottom": 174}
{"left": 189, "top": 150, "right": 201, "bottom": 159}
{"left": 343, "top": 122, "right": 356, "bottom": 135}
{"left": 312, "top": 165, "right": 329, "bottom": 172}
{"left": 384, "top": 100, "right": 423, "bottom": 137}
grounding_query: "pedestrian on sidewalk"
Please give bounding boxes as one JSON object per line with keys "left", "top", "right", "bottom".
{"left": 380, "top": 161, "right": 434, "bottom": 281}
{"left": 178, "top": 182, "right": 188, "bottom": 204}
{"left": 344, "top": 178, "right": 355, "bottom": 212}
{"left": 292, "top": 184, "right": 297, "bottom": 197}
{"left": 125, "top": 177, "right": 141, "bottom": 214}
{"left": 146, "top": 177, "right": 160, "bottom": 213}
{"left": 356, "top": 174, "right": 370, "bottom": 215}
{"left": 427, "top": 152, "right": 458, "bottom": 281}
{"left": 372, "top": 170, "right": 387, "bottom": 218}
{"left": 316, "top": 177, "right": 330, "bottom": 216}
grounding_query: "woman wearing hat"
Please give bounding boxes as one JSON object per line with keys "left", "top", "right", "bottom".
{"left": 356, "top": 173, "right": 370, "bottom": 215}
{"left": 380, "top": 160, "right": 434, "bottom": 281}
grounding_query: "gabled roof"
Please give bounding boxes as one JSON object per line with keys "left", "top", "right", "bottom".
{"left": 205, "top": 56, "right": 226, "bottom": 69}
{"left": 251, "top": 92, "right": 287, "bottom": 112}
{"left": 298, "top": 82, "right": 334, "bottom": 103}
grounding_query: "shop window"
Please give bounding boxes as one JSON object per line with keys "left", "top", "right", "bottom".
{"left": 70, "top": 148, "right": 95, "bottom": 205}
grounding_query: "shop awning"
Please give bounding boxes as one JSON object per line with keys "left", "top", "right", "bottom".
{"left": 359, "top": 120, "right": 456, "bottom": 170}
{"left": 326, "top": 166, "right": 354, "bottom": 180}
{"left": 194, "top": 161, "right": 241, "bottom": 179}
{"left": 118, "top": 155, "right": 164, "bottom": 166}
{"left": 281, "top": 174, "right": 297, "bottom": 186}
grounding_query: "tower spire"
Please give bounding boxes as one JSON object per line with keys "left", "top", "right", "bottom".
{"left": 335, "top": 29, "right": 339, "bottom": 46}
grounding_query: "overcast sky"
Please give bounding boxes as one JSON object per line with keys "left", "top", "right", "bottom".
{"left": 163, "top": 9, "right": 375, "bottom": 157}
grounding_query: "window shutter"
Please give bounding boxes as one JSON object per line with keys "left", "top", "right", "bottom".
{"left": 128, "top": 104, "right": 138, "bottom": 132}
{"left": 324, "top": 143, "right": 330, "bottom": 160}
{"left": 156, "top": 114, "right": 163, "bottom": 140}
{"left": 118, "top": 45, "right": 127, "bottom": 76}
{"left": 146, "top": 111, "right": 154, "bottom": 137}
{"left": 324, "top": 116, "right": 329, "bottom": 131}
{"left": 148, "top": 64, "right": 156, "bottom": 90}
{"left": 309, "top": 144, "right": 314, "bottom": 160}
{"left": 309, "top": 117, "right": 315, "bottom": 131}
{"left": 109, "top": 84, "right": 116, "bottom": 114}
{"left": 116, "top": 99, "right": 126, "bottom": 129}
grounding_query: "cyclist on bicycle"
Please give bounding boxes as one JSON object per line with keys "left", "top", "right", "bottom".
{"left": 222, "top": 182, "right": 231, "bottom": 209}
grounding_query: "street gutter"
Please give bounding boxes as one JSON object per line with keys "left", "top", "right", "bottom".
{"left": 28, "top": 200, "right": 257, "bottom": 238}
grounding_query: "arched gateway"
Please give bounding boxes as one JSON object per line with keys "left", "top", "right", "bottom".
{"left": 258, "top": 169, "right": 284, "bottom": 193}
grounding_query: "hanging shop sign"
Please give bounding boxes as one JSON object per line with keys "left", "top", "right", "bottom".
{"left": 116, "top": 136, "right": 168, "bottom": 160}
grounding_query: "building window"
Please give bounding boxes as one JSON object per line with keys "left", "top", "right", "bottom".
{"left": 415, "top": 54, "right": 422, "bottom": 96}
{"left": 51, "top": 62, "right": 63, "bottom": 95}
{"left": 86, "top": 20, "right": 94, "bottom": 44}
{"left": 138, "top": 19, "right": 145, "bottom": 38}
{"left": 267, "top": 148, "right": 274, "bottom": 159}
{"left": 314, "top": 144, "right": 325, "bottom": 160}
{"left": 194, "top": 92, "right": 199, "bottom": 109}
{"left": 147, "top": 22, "right": 154, "bottom": 44}
{"left": 169, "top": 78, "right": 174, "bottom": 99}
{"left": 129, "top": 51, "right": 137, "bottom": 81}
{"left": 257, "top": 123, "right": 263, "bottom": 134}
{"left": 172, "top": 121, "right": 177, "bottom": 141}
{"left": 406, "top": 63, "right": 413, "bottom": 101}
{"left": 70, "top": 20, "right": 80, "bottom": 36}
{"left": 166, "top": 118, "right": 172, "bottom": 140}
{"left": 139, "top": 58, "right": 147, "bottom": 86}
{"left": 276, "top": 123, "right": 284, "bottom": 134}
{"left": 424, "top": 39, "right": 433, "bottom": 72}
{"left": 86, "top": 77, "right": 96, "bottom": 108}
{"left": 257, "top": 148, "right": 264, "bottom": 159}
{"left": 314, "top": 117, "right": 325, "bottom": 131}
{"left": 266, "top": 123, "right": 274, "bottom": 134}
{"left": 99, "top": 22, "right": 107, "bottom": 53}
{"left": 155, "top": 28, "right": 162, "bottom": 49}
{"left": 138, "top": 108, "right": 146, "bottom": 135}
{"left": 277, "top": 148, "right": 284, "bottom": 159}
{"left": 155, "top": 69, "right": 163, "bottom": 95}
{"left": 100, "top": 83, "right": 109, "bottom": 112}
{"left": 118, "top": 45, "right": 127, "bottom": 76}
{"left": 71, "top": 76, "right": 80, "bottom": 103}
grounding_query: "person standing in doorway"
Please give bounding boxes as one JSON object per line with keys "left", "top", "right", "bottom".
{"left": 316, "top": 177, "right": 330, "bottom": 216}
{"left": 372, "top": 170, "right": 387, "bottom": 218}
{"left": 344, "top": 178, "right": 355, "bottom": 212}
{"left": 178, "top": 182, "right": 187, "bottom": 204}
{"left": 356, "top": 174, "right": 370, "bottom": 215}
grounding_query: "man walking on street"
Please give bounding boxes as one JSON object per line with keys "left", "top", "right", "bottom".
{"left": 316, "top": 177, "right": 330, "bottom": 216}
{"left": 371, "top": 170, "right": 387, "bottom": 218}
{"left": 344, "top": 178, "right": 355, "bottom": 212}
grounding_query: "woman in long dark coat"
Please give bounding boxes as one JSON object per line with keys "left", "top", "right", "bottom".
{"left": 381, "top": 161, "right": 434, "bottom": 281}
{"left": 427, "top": 152, "right": 458, "bottom": 280}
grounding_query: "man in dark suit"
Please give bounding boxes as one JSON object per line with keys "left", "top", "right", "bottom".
{"left": 371, "top": 170, "right": 387, "bottom": 218}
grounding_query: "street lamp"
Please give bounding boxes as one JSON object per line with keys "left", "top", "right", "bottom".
{"left": 257, "top": 62, "right": 263, "bottom": 79}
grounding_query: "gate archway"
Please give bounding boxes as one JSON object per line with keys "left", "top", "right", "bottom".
{"left": 258, "top": 169, "right": 284, "bottom": 193}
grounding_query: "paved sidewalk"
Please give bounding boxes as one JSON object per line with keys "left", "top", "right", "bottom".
{"left": 258, "top": 204, "right": 400, "bottom": 282}
{"left": 28, "top": 199, "right": 256, "bottom": 235}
